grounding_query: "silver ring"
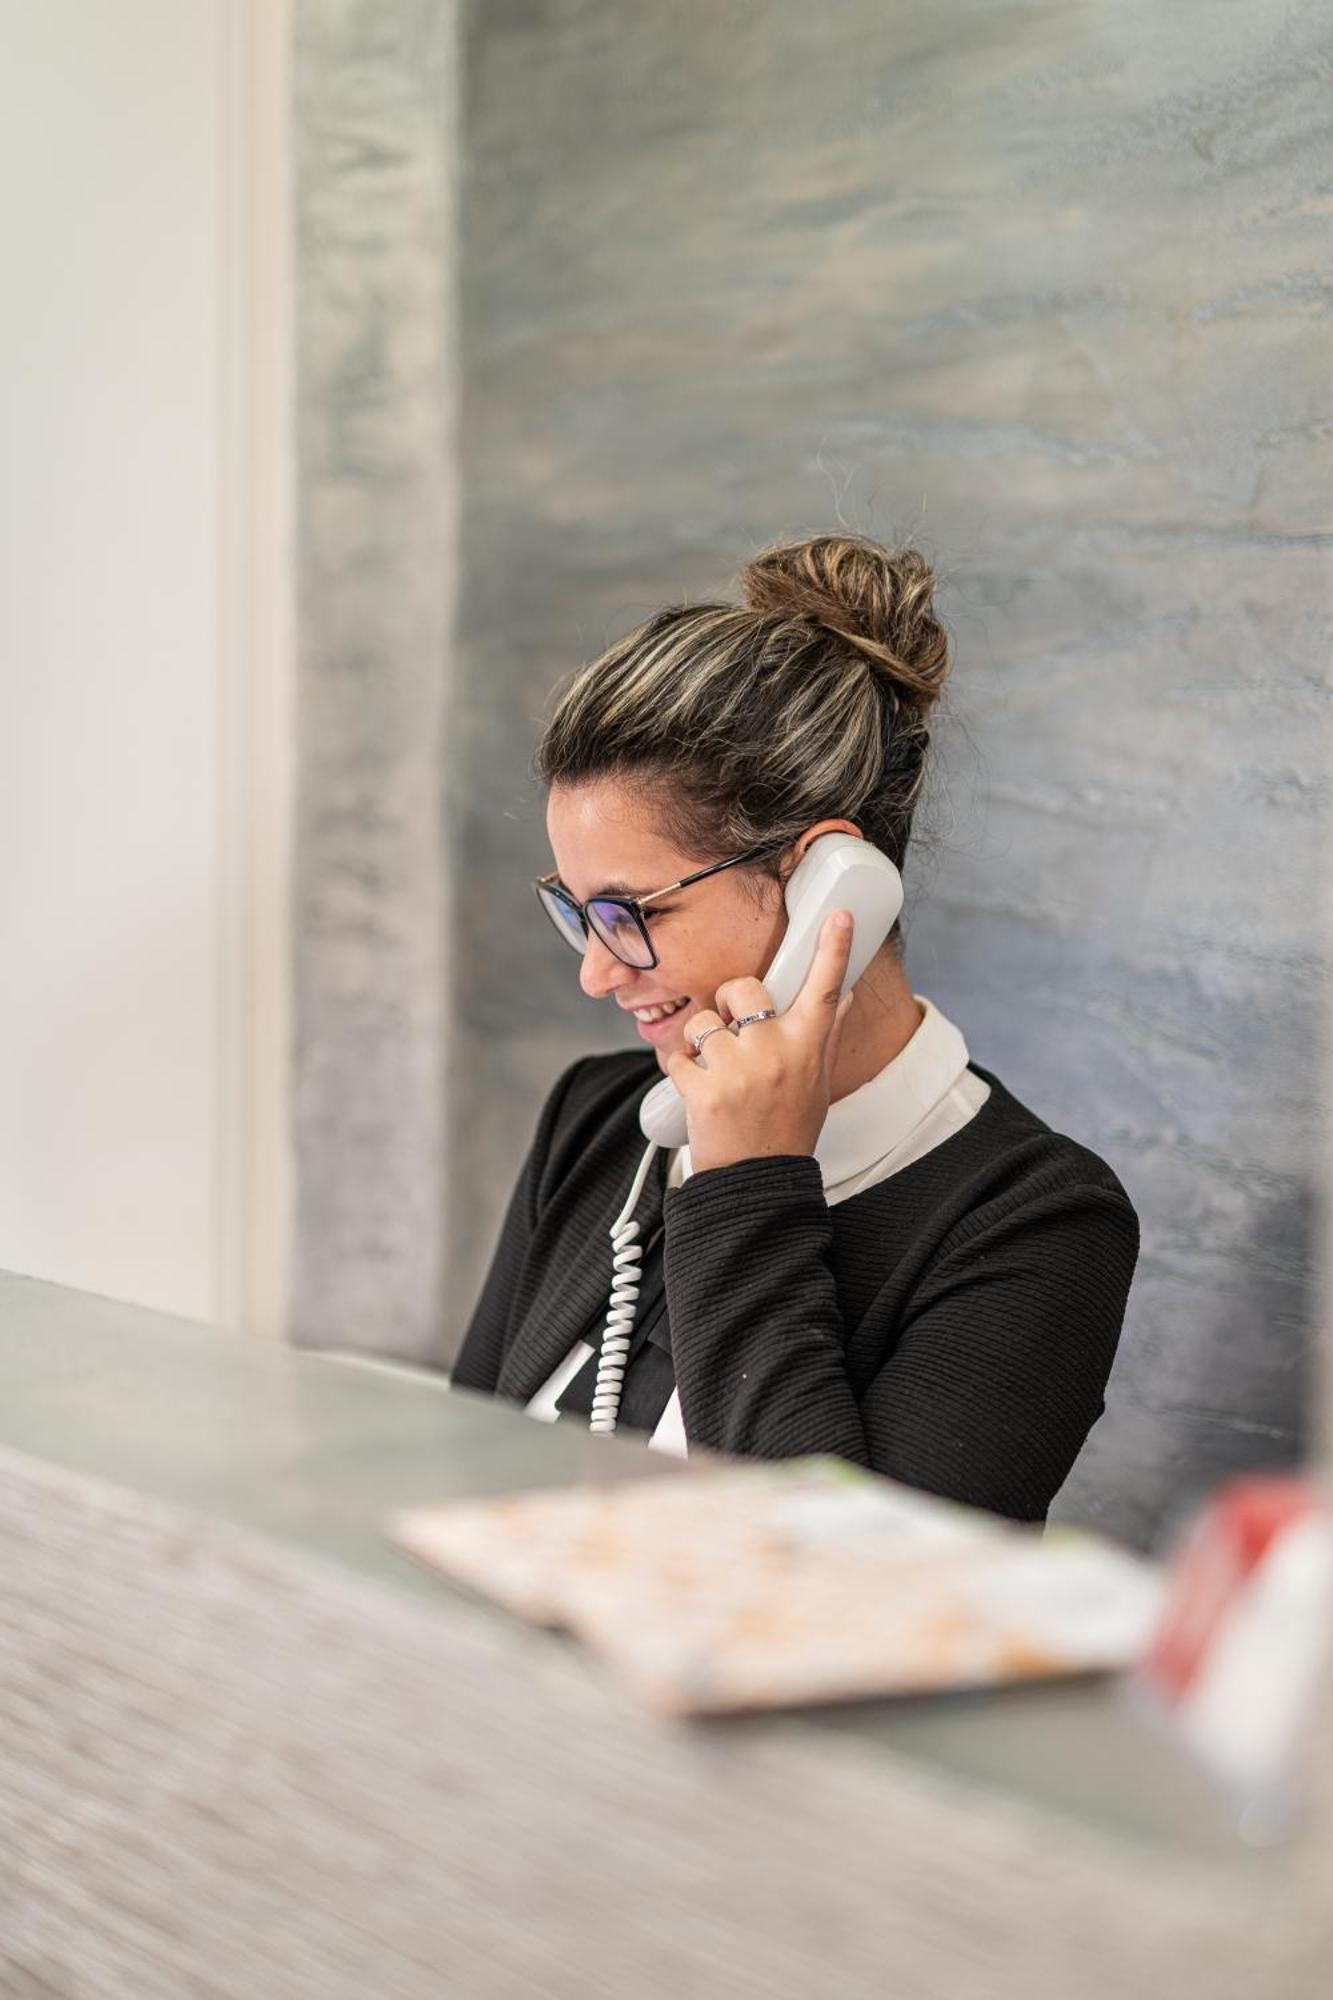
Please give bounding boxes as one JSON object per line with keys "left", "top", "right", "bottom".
{"left": 730, "top": 1009, "right": 779, "bottom": 1032}
{"left": 688, "top": 1023, "right": 728, "bottom": 1057}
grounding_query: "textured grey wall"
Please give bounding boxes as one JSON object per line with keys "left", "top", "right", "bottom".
{"left": 292, "top": 1, "right": 459, "bottom": 1357}
{"left": 441, "top": 0, "right": 1331, "bottom": 1552}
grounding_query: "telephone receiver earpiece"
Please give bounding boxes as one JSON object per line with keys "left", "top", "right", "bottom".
{"left": 638, "top": 831, "right": 905, "bottom": 1149}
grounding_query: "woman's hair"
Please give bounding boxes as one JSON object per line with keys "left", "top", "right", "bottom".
{"left": 532, "top": 532, "right": 951, "bottom": 946}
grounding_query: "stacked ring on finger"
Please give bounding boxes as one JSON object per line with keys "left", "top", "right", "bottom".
{"left": 688, "top": 1023, "right": 727, "bottom": 1058}
{"left": 689, "top": 1008, "right": 779, "bottom": 1061}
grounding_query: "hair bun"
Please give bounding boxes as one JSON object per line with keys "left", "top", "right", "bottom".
{"left": 737, "top": 532, "right": 949, "bottom": 710}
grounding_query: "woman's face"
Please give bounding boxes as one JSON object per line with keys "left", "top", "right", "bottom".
{"left": 545, "top": 779, "right": 793, "bottom": 1065}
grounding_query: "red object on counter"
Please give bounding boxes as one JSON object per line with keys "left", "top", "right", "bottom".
{"left": 1141, "top": 1476, "right": 1320, "bottom": 1701}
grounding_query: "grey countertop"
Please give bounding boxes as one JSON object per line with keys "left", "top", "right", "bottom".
{"left": 0, "top": 1267, "right": 1275, "bottom": 1871}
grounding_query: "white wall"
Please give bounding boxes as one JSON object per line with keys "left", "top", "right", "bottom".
{"left": 0, "top": 0, "right": 280, "bottom": 1327}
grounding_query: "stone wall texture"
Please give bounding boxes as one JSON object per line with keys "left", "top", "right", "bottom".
{"left": 292, "top": 1, "right": 459, "bottom": 1358}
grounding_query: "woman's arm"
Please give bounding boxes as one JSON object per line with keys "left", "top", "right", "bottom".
{"left": 449, "top": 1056, "right": 590, "bottom": 1393}
{"left": 663, "top": 1155, "right": 1138, "bottom": 1523}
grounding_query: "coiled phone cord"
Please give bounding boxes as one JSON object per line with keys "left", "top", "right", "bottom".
{"left": 588, "top": 1136, "right": 663, "bottom": 1435}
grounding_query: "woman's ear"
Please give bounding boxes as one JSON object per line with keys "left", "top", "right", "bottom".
{"left": 793, "top": 819, "right": 864, "bottom": 862}
{"left": 781, "top": 819, "right": 863, "bottom": 889}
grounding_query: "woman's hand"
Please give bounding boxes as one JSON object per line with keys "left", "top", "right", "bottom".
{"left": 661, "top": 911, "right": 857, "bottom": 1173}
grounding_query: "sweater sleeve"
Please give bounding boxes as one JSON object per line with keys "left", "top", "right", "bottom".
{"left": 663, "top": 1154, "right": 1138, "bottom": 1524}
{"left": 448, "top": 1056, "right": 590, "bottom": 1393}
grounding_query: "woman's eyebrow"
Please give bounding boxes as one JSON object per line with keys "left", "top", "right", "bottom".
{"left": 557, "top": 873, "right": 655, "bottom": 899}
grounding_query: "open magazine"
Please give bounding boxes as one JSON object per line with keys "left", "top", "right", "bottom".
{"left": 387, "top": 1455, "right": 1164, "bottom": 1718}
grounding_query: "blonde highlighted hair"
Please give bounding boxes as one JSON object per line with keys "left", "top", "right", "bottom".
{"left": 533, "top": 533, "right": 951, "bottom": 944}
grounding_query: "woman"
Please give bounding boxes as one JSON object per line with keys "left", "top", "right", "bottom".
{"left": 450, "top": 532, "right": 1139, "bottom": 1525}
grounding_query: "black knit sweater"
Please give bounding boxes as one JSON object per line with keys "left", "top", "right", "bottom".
{"left": 450, "top": 1049, "right": 1140, "bottom": 1524}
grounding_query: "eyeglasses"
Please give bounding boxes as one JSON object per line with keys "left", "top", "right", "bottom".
{"left": 534, "top": 841, "right": 785, "bottom": 971}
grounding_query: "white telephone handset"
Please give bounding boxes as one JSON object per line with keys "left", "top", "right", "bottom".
{"left": 637, "top": 831, "right": 905, "bottom": 1149}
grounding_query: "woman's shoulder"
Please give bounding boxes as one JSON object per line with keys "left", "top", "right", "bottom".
{"left": 540, "top": 1047, "right": 659, "bottom": 1123}
{"left": 532, "top": 1046, "right": 1137, "bottom": 1225}
{"left": 526, "top": 1046, "right": 660, "bottom": 1182}
{"left": 933, "top": 1060, "right": 1139, "bottom": 1222}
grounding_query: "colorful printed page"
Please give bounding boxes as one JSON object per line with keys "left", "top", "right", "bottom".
{"left": 388, "top": 1456, "right": 1165, "bottom": 1717}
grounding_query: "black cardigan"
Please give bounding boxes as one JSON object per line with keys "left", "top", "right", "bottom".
{"left": 450, "top": 1049, "right": 1140, "bottom": 1524}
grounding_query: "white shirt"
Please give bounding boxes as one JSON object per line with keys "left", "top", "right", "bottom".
{"left": 524, "top": 993, "right": 991, "bottom": 1457}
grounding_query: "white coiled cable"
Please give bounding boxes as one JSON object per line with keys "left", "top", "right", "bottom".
{"left": 588, "top": 1137, "right": 663, "bottom": 1435}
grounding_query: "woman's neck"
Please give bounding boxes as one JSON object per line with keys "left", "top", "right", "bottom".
{"left": 830, "top": 950, "right": 925, "bottom": 1104}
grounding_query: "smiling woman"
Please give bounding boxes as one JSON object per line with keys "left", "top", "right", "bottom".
{"left": 449, "top": 532, "right": 1140, "bottom": 1525}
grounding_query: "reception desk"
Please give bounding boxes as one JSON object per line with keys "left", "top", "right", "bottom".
{"left": 1, "top": 1269, "right": 1328, "bottom": 1997}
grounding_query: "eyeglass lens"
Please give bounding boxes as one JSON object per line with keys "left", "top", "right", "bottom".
{"left": 536, "top": 884, "right": 655, "bottom": 968}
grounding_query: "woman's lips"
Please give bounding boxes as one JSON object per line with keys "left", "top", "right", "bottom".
{"left": 633, "top": 997, "right": 691, "bottom": 1042}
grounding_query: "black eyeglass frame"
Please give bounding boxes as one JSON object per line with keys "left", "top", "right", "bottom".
{"left": 533, "top": 839, "right": 787, "bottom": 971}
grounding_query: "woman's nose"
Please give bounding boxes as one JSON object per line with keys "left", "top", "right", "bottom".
{"left": 579, "top": 931, "right": 635, "bottom": 1000}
